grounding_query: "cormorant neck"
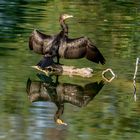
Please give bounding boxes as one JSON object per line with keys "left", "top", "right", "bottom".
{"left": 60, "top": 19, "right": 68, "bottom": 36}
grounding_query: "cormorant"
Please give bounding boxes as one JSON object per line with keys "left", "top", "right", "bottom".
{"left": 29, "top": 14, "right": 105, "bottom": 68}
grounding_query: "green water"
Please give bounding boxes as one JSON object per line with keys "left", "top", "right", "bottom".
{"left": 0, "top": 0, "right": 140, "bottom": 140}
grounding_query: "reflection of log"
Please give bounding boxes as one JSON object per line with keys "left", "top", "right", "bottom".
{"left": 32, "top": 65, "right": 93, "bottom": 77}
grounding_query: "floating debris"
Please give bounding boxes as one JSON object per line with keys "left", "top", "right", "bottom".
{"left": 102, "top": 68, "right": 116, "bottom": 82}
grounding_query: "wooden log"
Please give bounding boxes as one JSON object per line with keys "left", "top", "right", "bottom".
{"left": 31, "top": 64, "right": 93, "bottom": 77}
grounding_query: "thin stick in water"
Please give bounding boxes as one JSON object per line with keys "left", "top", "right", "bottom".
{"left": 133, "top": 57, "right": 139, "bottom": 101}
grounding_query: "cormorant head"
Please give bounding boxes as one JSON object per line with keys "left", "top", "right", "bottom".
{"left": 59, "top": 14, "right": 73, "bottom": 21}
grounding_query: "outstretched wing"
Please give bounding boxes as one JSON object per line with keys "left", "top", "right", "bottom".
{"left": 60, "top": 37, "right": 105, "bottom": 65}
{"left": 59, "top": 37, "right": 87, "bottom": 59}
{"left": 86, "top": 41, "right": 106, "bottom": 65}
{"left": 29, "top": 29, "right": 53, "bottom": 54}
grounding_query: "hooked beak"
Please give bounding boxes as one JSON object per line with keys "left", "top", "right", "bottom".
{"left": 67, "top": 15, "right": 73, "bottom": 18}
{"left": 65, "top": 14, "right": 74, "bottom": 20}
{"left": 60, "top": 14, "right": 74, "bottom": 21}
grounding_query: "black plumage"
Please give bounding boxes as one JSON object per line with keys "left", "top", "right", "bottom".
{"left": 29, "top": 14, "right": 105, "bottom": 68}
{"left": 58, "top": 37, "right": 105, "bottom": 64}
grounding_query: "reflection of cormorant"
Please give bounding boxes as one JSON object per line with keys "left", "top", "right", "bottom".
{"left": 26, "top": 74, "right": 104, "bottom": 125}
{"left": 29, "top": 14, "right": 105, "bottom": 68}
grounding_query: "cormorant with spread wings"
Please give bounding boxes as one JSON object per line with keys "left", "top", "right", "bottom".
{"left": 29, "top": 14, "right": 105, "bottom": 68}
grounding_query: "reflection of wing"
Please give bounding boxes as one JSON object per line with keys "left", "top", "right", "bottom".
{"left": 26, "top": 78, "right": 51, "bottom": 102}
{"left": 59, "top": 37, "right": 105, "bottom": 64}
{"left": 29, "top": 29, "right": 54, "bottom": 54}
{"left": 84, "top": 80, "right": 104, "bottom": 95}
{"left": 27, "top": 76, "right": 105, "bottom": 104}
{"left": 56, "top": 80, "right": 105, "bottom": 107}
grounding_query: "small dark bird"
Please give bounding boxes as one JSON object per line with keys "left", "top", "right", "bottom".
{"left": 29, "top": 14, "right": 105, "bottom": 68}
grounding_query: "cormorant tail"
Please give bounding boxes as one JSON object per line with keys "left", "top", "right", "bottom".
{"left": 37, "top": 56, "right": 54, "bottom": 69}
